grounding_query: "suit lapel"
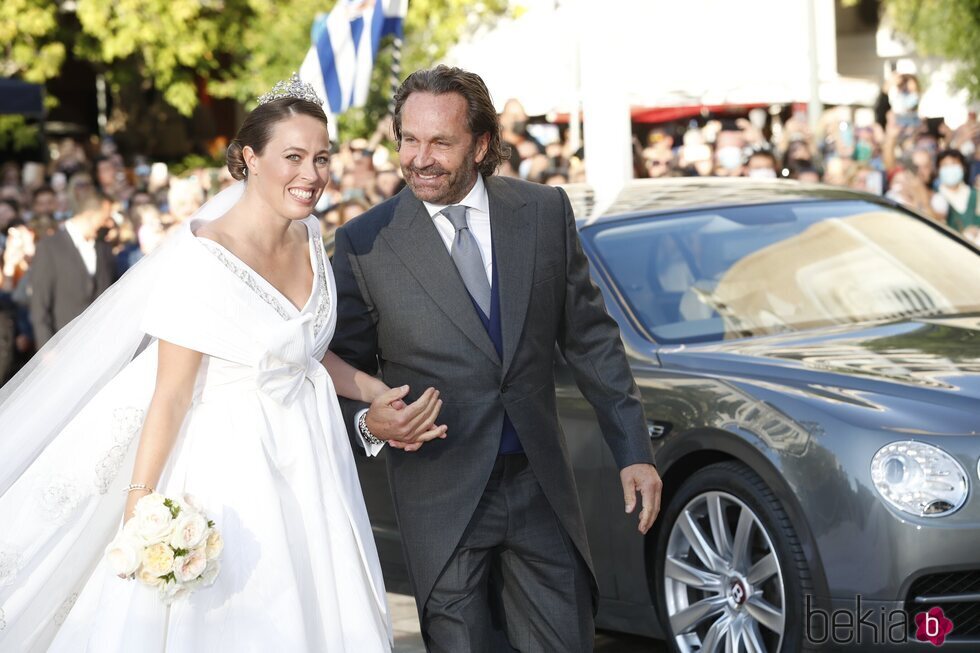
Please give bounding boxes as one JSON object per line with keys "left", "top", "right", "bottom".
{"left": 487, "top": 177, "right": 535, "bottom": 379}
{"left": 381, "top": 189, "right": 501, "bottom": 366}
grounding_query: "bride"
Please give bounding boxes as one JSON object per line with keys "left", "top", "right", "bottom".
{"left": 0, "top": 76, "right": 443, "bottom": 652}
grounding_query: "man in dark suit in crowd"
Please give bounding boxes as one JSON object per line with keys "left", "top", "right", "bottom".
{"left": 29, "top": 193, "right": 115, "bottom": 346}
{"left": 330, "top": 66, "right": 662, "bottom": 652}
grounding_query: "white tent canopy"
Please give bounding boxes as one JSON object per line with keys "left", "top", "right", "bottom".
{"left": 443, "top": 0, "right": 879, "bottom": 117}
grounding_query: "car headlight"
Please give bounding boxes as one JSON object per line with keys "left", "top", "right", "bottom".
{"left": 870, "top": 441, "right": 968, "bottom": 517}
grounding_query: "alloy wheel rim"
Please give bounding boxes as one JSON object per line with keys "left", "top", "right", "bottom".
{"left": 664, "top": 491, "right": 786, "bottom": 653}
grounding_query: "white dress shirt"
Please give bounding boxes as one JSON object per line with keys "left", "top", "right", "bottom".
{"left": 356, "top": 175, "right": 493, "bottom": 456}
{"left": 64, "top": 219, "right": 97, "bottom": 276}
{"left": 422, "top": 173, "right": 493, "bottom": 285}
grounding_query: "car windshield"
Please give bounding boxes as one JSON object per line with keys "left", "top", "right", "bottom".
{"left": 590, "top": 200, "right": 980, "bottom": 344}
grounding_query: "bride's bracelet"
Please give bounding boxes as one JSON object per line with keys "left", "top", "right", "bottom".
{"left": 124, "top": 483, "right": 154, "bottom": 495}
{"left": 358, "top": 411, "right": 384, "bottom": 447}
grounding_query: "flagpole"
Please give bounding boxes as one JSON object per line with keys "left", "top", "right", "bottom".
{"left": 388, "top": 34, "right": 403, "bottom": 114}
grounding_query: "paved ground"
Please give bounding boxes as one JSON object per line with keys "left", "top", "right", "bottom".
{"left": 389, "top": 593, "right": 667, "bottom": 652}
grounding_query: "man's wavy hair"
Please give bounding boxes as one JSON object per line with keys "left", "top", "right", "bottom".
{"left": 392, "top": 65, "right": 510, "bottom": 178}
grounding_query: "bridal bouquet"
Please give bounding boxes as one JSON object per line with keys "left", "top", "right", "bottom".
{"left": 105, "top": 493, "right": 223, "bottom": 604}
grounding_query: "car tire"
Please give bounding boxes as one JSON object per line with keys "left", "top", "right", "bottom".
{"left": 653, "top": 461, "right": 813, "bottom": 652}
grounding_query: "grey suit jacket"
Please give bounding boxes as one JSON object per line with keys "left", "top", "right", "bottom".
{"left": 330, "top": 175, "right": 654, "bottom": 611}
{"left": 29, "top": 229, "right": 114, "bottom": 347}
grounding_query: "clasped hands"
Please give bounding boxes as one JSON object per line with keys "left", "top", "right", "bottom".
{"left": 364, "top": 386, "right": 664, "bottom": 533}
{"left": 365, "top": 385, "right": 447, "bottom": 452}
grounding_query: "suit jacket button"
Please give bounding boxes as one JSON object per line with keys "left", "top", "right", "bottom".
{"left": 500, "top": 383, "right": 511, "bottom": 393}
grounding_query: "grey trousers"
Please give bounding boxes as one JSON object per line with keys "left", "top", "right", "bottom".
{"left": 421, "top": 453, "right": 594, "bottom": 653}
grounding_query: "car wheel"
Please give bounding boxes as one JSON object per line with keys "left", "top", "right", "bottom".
{"left": 654, "top": 461, "right": 811, "bottom": 652}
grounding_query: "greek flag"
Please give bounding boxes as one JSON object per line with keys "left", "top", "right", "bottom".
{"left": 300, "top": 0, "right": 408, "bottom": 118}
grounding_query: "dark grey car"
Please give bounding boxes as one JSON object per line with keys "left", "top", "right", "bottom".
{"left": 354, "top": 178, "right": 980, "bottom": 651}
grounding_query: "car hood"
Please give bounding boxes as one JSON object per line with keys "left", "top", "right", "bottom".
{"left": 656, "top": 314, "right": 980, "bottom": 434}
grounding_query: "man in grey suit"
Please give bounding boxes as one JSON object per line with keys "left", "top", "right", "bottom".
{"left": 330, "top": 66, "right": 661, "bottom": 652}
{"left": 29, "top": 193, "right": 115, "bottom": 347}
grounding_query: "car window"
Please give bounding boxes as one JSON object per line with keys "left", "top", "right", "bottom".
{"left": 591, "top": 200, "right": 980, "bottom": 344}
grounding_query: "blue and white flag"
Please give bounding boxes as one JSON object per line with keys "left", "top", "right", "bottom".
{"left": 300, "top": 0, "right": 408, "bottom": 120}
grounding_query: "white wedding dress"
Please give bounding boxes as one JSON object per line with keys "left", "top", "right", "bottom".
{"left": 0, "top": 185, "right": 391, "bottom": 652}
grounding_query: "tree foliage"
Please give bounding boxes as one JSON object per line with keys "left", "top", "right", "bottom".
{"left": 74, "top": 0, "right": 252, "bottom": 116}
{"left": 0, "top": 115, "right": 40, "bottom": 151}
{"left": 880, "top": 0, "right": 980, "bottom": 101}
{"left": 0, "top": 0, "right": 65, "bottom": 82}
{"left": 3, "top": 0, "right": 509, "bottom": 142}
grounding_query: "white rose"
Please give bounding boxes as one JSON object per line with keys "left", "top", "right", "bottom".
{"left": 134, "top": 496, "right": 175, "bottom": 543}
{"left": 159, "top": 580, "right": 190, "bottom": 605}
{"left": 200, "top": 560, "right": 220, "bottom": 587}
{"left": 173, "top": 547, "right": 208, "bottom": 583}
{"left": 134, "top": 492, "right": 166, "bottom": 514}
{"left": 181, "top": 574, "right": 204, "bottom": 593}
{"left": 105, "top": 533, "right": 141, "bottom": 577}
{"left": 205, "top": 528, "right": 224, "bottom": 561}
{"left": 169, "top": 512, "right": 208, "bottom": 550}
{"left": 122, "top": 517, "right": 144, "bottom": 543}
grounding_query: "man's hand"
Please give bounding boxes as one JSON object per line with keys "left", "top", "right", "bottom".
{"left": 621, "top": 463, "right": 662, "bottom": 534}
{"left": 365, "top": 385, "right": 447, "bottom": 452}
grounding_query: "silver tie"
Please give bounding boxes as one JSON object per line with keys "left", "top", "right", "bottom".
{"left": 442, "top": 205, "right": 491, "bottom": 317}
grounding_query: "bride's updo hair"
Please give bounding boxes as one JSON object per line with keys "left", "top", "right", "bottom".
{"left": 226, "top": 97, "right": 329, "bottom": 181}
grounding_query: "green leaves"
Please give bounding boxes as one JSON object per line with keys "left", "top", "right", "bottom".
{"left": 883, "top": 0, "right": 980, "bottom": 101}
{"left": 0, "top": 0, "right": 64, "bottom": 81}
{"left": 0, "top": 115, "right": 40, "bottom": 151}
{"left": 75, "top": 0, "right": 244, "bottom": 116}
{"left": 3, "top": 0, "right": 510, "bottom": 133}
{"left": 163, "top": 498, "right": 182, "bottom": 519}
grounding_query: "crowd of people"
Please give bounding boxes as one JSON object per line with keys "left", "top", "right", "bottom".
{"left": 1, "top": 72, "right": 978, "bottom": 383}
{"left": 632, "top": 73, "right": 980, "bottom": 240}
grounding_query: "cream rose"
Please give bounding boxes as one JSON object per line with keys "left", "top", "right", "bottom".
{"left": 105, "top": 533, "right": 141, "bottom": 577}
{"left": 133, "top": 495, "right": 175, "bottom": 543}
{"left": 137, "top": 565, "right": 166, "bottom": 588}
{"left": 140, "top": 542, "right": 175, "bottom": 578}
{"left": 173, "top": 547, "right": 208, "bottom": 583}
{"left": 205, "top": 528, "right": 224, "bottom": 561}
{"left": 169, "top": 511, "right": 208, "bottom": 550}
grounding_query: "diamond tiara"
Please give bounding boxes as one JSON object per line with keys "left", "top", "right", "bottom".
{"left": 257, "top": 73, "right": 323, "bottom": 107}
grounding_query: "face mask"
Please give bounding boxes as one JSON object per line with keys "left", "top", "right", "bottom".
{"left": 716, "top": 146, "right": 743, "bottom": 170}
{"left": 854, "top": 141, "right": 872, "bottom": 162}
{"left": 903, "top": 93, "right": 920, "bottom": 111}
{"left": 747, "top": 167, "right": 777, "bottom": 179}
{"left": 960, "top": 140, "right": 976, "bottom": 158}
{"left": 939, "top": 165, "right": 964, "bottom": 187}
